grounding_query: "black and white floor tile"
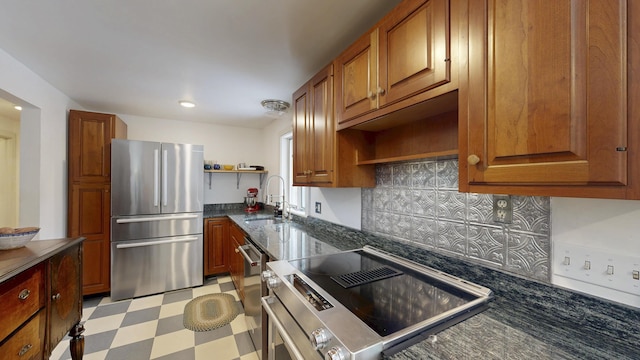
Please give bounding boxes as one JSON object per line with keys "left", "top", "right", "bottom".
{"left": 50, "top": 276, "right": 259, "bottom": 360}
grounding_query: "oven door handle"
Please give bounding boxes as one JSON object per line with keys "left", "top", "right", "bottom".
{"left": 238, "top": 245, "right": 259, "bottom": 267}
{"left": 261, "top": 297, "right": 306, "bottom": 360}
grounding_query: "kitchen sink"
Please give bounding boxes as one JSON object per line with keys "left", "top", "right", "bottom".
{"left": 243, "top": 217, "right": 287, "bottom": 226}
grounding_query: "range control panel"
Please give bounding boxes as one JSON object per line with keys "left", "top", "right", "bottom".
{"left": 291, "top": 274, "right": 334, "bottom": 311}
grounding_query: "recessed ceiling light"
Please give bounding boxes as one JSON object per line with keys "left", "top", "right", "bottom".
{"left": 14, "top": 105, "right": 22, "bottom": 111}
{"left": 179, "top": 100, "right": 195, "bottom": 108}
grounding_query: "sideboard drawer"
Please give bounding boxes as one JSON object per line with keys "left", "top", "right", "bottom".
{"left": 0, "top": 309, "right": 45, "bottom": 360}
{"left": 0, "top": 264, "right": 45, "bottom": 342}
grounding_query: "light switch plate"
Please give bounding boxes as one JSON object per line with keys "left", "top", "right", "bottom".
{"left": 554, "top": 243, "right": 640, "bottom": 295}
{"left": 315, "top": 202, "right": 321, "bottom": 214}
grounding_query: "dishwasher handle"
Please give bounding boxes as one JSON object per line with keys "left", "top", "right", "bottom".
{"left": 238, "top": 245, "right": 259, "bottom": 267}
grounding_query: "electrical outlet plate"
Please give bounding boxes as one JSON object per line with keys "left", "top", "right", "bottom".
{"left": 315, "top": 202, "right": 321, "bottom": 214}
{"left": 493, "top": 195, "right": 512, "bottom": 223}
{"left": 554, "top": 243, "right": 640, "bottom": 295}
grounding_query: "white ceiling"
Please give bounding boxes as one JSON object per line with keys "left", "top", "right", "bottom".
{"left": 0, "top": 0, "right": 401, "bottom": 128}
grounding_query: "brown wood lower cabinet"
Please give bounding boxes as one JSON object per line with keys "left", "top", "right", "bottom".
{"left": 68, "top": 183, "right": 110, "bottom": 295}
{"left": 204, "top": 217, "right": 230, "bottom": 276}
{"left": 0, "top": 238, "right": 84, "bottom": 360}
{"left": 228, "top": 222, "right": 245, "bottom": 303}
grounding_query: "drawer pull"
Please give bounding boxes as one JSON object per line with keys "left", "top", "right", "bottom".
{"left": 18, "top": 289, "right": 31, "bottom": 301}
{"left": 52, "top": 293, "right": 61, "bottom": 301}
{"left": 18, "top": 344, "right": 33, "bottom": 356}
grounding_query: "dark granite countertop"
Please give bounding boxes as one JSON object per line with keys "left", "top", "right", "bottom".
{"left": 204, "top": 205, "right": 640, "bottom": 359}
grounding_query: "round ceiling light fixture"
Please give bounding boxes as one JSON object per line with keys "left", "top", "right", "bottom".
{"left": 179, "top": 100, "right": 196, "bottom": 108}
{"left": 261, "top": 99, "right": 290, "bottom": 118}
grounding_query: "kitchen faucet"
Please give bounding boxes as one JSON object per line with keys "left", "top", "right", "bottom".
{"left": 264, "top": 175, "right": 288, "bottom": 218}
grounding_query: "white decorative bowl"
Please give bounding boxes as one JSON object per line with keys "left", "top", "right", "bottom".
{"left": 0, "top": 228, "right": 40, "bottom": 250}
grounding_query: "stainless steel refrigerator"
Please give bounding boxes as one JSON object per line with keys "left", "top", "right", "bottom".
{"left": 110, "top": 139, "right": 204, "bottom": 301}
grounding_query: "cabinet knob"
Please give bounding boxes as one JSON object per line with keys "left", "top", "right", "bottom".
{"left": 467, "top": 154, "right": 481, "bottom": 165}
{"left": 377, "top": 87, "right": 386, "bottom": 96}
{"left": 52, "top": 293, "right": 61, "bottom": 301}
{"left": 368, "top": 91, "right": 377, "bottom": 100}
{"left": 234, "top": 248, "right": 240, "bottom": 253}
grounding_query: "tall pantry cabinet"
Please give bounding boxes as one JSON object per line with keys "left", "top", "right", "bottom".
{"left": 67, "top": 110, "right": 127, "bottom": 295}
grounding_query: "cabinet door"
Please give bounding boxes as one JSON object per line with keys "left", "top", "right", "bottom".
{"left": 229, "top": 224, "right": 245, "bottom": 302}
{"left": 68, "top": 110, "right": 121, "bottom": 182}
{"left": 48, "top": 244, "right": 82, "bottom": 353}
{"left": 204, "top": 218, "right": 230, "bottom": 276}
{"left": 293, "top": 64, "right": 335, "bottom": 185}
{"left": 378, "top": 0, "right": 450, "bottom": 107}
{"left": 309, "top": 64, "right": 335, "bottom": 184}
{"left": 335, "top": 29, "right": 379, "bottom": 125}
{"left": 464, "top": 0, "right": 627, "bottom": 188}
{"left": 68, "top": 183, "right": 110, "bottom": 295}
{"left": 292, "top": 82, "right": 311, "bottom": 184}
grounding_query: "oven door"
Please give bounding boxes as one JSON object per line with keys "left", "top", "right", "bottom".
{"left": 261, "top": 296, "right": 323, "bottom": 360}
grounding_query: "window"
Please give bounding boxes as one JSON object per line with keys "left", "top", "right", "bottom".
{"left": 281, "top": 132, "right": 306, "bottom": 215}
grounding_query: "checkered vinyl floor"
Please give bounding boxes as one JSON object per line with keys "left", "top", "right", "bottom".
{"left": 50, "top": 276, "right": 259, "bottom": 360}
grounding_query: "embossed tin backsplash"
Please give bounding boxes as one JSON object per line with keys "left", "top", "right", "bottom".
{"left": 361, "top": 159, "right": 551, "bottom": 282}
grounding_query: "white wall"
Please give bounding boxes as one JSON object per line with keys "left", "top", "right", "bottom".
{"left": 309, "top": 188, "right": 361, "bottom": 229}
{"left": 261, "top": 115, "right": 362, "bottom": 229}
{"left": 0, "top": 114, "right": 20, "bottom": 227}
{"left": 551, "top": 197, "right": 640, "bottom": 307}
{"left": 120, "top": 114, "right": 270, "bottom": 204}
{"left": 0, "top": 48, "right": 83, "bottom": 239}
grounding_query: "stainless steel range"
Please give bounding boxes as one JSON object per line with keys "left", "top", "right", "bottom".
{"left": 261, "top": 246, "right": 493, "bottom": 360}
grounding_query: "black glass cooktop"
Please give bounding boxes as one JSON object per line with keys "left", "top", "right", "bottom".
{"left": 288, "top": 250, "right": 479, "bottom": 337}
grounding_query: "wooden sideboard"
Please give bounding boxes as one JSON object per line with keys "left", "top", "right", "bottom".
{"left": 0, "top": 238, "right": 85, "bottom": 360}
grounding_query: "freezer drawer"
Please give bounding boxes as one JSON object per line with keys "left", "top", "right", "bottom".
{"left": 110, "top": 234, "right": 203, "bottom": 301}
{"left": 111, "top": 213, "right": 203, "bottom": 241}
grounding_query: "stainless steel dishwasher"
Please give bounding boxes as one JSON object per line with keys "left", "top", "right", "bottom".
{"left": 238, "top": 238, "right": 267, "bottom": 359}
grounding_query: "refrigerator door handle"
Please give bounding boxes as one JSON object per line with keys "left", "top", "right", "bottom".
{"left": 162, "top": 149, "right": 168, "bottom": 207}
{"left": 115, "top": 236, "right": 198, "bottom": 249}
{"left": 115, "top": 214, "right": 200, "bottom": 223}
{"left": 154, "top": 149, "right": 159, "bottom": 207}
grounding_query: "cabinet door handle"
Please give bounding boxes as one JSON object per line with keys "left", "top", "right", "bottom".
{"left": 52, "top": 293, "right": 61, "bottom": 301}
{"left": 368, "top": 91, "right": 377, "bottom": 100}
{"left": 18, "top": 343, "right": 33, "bottom": 356}
{"left": 467, "top": 154, "right": 481, "bottom": 165}
{"left": 18, "top": 289, "right": 31, "bottom": 301}
{"left": 377, "top": 87, "right": 386, "bottom": 96}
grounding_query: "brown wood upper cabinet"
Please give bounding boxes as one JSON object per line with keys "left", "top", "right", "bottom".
{"left": 68, "top": 109, "right": 127, "bottom": 295}
{"left": 459, "top": 0, "right": 639, "bottom": 199}
{"left": 293, "top": 64, "right": 375, "bottom": 187}
{"left": 68, "top": 110, "right": 127, "bottom": 183}
{"left": 335, "top": 0, "right": 451, "bottom": 129}
{"left": 293, "top": 64, "right": 335, "bottom": 185}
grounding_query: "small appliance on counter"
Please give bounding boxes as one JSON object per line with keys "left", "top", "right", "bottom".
{"left": 245, "top": 188, "right": 260, "bottom": 212}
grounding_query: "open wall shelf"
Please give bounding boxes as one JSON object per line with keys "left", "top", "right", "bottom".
{"left": 205, "top": 170, "right": 268, "bottom": 189}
